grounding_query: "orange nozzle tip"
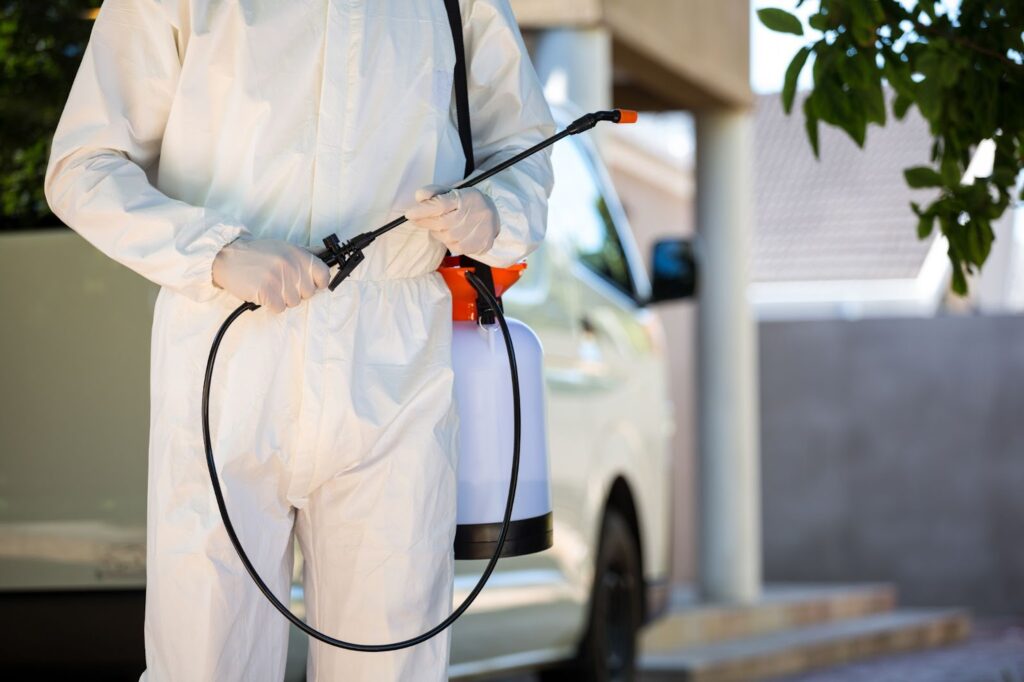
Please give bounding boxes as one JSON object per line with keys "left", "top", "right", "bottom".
{"left": 617, "top": 109, "right": 639, "bottom": 124}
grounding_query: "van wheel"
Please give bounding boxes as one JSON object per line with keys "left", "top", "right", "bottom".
{"left": 541, "top": 510, "right": 642, "bottom": 682}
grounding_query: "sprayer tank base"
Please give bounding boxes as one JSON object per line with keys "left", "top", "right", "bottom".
{"left": 453, "top": 512, "right": 553, "bottom": 560}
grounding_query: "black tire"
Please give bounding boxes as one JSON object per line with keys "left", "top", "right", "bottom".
{"left": 541, "top": 509, "right": 643, "bottom": 682}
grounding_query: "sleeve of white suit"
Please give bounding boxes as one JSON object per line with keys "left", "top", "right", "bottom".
{"left": 44, "top": 0, "right": 248, "bottom": 302}
{"left": 462, "top": 0, "right": 556, "bottom": 268}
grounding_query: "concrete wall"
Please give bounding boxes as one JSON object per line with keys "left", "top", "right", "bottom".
{"left": 760, "top": 315, "right": 1024, "bottom": 616}
{"left": 512, "top": 0, "right": 752, "bottom": 110}
{"left": 0, "top": 230, "right": 154, "bottom": 589}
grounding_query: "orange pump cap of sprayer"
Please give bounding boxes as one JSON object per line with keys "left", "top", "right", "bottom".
{"left": 617, "top": 109, "right": 639, "bottom": 124}
{"left": 438, "top": 257, "right": 527, "bottom": 322}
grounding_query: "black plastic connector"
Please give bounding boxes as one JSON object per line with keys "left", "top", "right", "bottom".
{"left": 565, "top": 110, "right": 623, "bottom": 135}
{"left": 329, "top": 251, "right": 364, "bottom": 291}
{"left": 321, "top": 233, "right": 370, "bottom": 291}
{"left": 321, "top": 234, "right": 344, "bottom": 267}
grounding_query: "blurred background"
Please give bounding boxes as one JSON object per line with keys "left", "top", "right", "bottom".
{"left": 1, "top": 1, "right": 1022, "bottom": 680}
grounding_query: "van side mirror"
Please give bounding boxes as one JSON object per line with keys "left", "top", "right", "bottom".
{"left": 649, "top": 238, "right": 697, "bottom": 303}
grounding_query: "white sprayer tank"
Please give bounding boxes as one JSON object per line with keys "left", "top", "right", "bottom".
{"left": 451, "top": 317, "right": 553, "bottom": 559}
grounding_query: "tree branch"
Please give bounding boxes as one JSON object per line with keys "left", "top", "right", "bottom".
{"left": 918, "top": 23, "right": 1024, "bottom": 73}
{"left": 878, "top": 2, "right": 1024, "bottom": 75}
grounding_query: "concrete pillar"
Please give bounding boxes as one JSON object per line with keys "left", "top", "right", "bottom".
{"left": 695, "top": 109, "right": 762, "bottom": 603}
{"left": 531, "top": 27, "right": 612, "bottom": 114}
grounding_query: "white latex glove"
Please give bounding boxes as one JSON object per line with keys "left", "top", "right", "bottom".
{"left": 211, "top": 235, "right": 330, "bottom": 313}
{"left": 405, "top": 185, "right": 500, "bottom": 257}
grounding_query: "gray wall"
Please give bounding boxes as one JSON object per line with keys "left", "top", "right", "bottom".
{"left": 0, "top": 231, "right": 155, "bottom": 589}
{"left": 759, "top": 315, "right": 1024, "bottom": 617}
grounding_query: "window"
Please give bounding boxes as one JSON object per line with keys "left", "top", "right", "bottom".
{"left": 546, "top": 139, "right": 635, "bottom": 297}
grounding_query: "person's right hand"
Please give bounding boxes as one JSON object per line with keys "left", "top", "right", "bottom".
{"left": 212, "top": 235, "right": 331, "bottom": 313}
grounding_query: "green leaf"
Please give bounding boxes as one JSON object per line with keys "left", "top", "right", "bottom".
{"left": 809, "top": 12, "right": 831, "bottom": 32}
{"left": 849, "top": 109, "right": 868, "bottom": 147}
{"left": 893, "top": 92, "right": 913, "bottom": 119}
{"left": 917, "top": 213, "right": 936, "bottom": 239}
{"left": 991, "top": 167, "right": 1016, "bottom": 187}
{"left": 838, "top": 48, "right": 874, "bottom": 89}
{"left": 852, "top": 23, "right": 875, "bottom": 46}
{"left": 883, "top": 54, "right": 915, "bottom": 99}
{"left": 950, "top": 258, "right": 968, "bottom": 295}
{"left": 803, "top": 97, "right": 820, "bottom": 158}
{"left": 938, "top": 52, "right": 966, "bottom": 88}
{"left": 904, "top": 166, "right": 943, "bottom": 188}
{"left": 959, "top": 216, "right": 994, "bottom": 268}
{"left": 829, "top": 84, "right": 868, "bottom": 146}
{"left": 940, "top": 153, "right": 961, "bottom": 186}
{"left": 757, "top": 8, "right": 804, "bottom": 36}
{"left": 978, "top": 221, "right": 995, "bottom": 264}
{"left": 814, "top": 79, "right": 844, "bottom": 125}
{"left": 966, "top": 220, "right": 984, "bottom": 265}
{"left": 864, "top": 77, "right": 887, "bottom": 126}
{"left": 783, "top": 47, "right": 812, "bottom": 114}
{"left": 915, "top": 75, "right": 943, "bottom": 122}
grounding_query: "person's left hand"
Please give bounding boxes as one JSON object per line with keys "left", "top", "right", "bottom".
{"left": 405, "top": 185, "right": 500, "bottom": 256}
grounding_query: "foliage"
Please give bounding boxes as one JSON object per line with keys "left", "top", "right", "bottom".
{"left": 758, "top": 1, "right": 1024, "bottom": 294}
{"left": 0, "top": 1, "right": 99, "bottom": 229}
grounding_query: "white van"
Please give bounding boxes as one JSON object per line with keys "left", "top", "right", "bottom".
{"left": 446, "top": 113, "right": 695, "bottom": 680}
{"left": 0, "top": 113, "right": 696, "bottom": 681}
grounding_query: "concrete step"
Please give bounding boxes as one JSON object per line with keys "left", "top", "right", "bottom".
{"left": 639, "top": 607, "right": 971, "bottom": 682}
{"left": 642, "top": 583, "right": 896, "bottom": 652}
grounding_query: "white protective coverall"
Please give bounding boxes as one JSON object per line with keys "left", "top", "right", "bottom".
{"left": 44, "top": 0, "right": 554, "bottom": 680}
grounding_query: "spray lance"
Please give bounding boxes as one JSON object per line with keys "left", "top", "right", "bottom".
{"left": 202, "top": 108, "right": 638, "bottom": 652}
{"left": 314, "top": 109, "right": 639, "bottom": 287}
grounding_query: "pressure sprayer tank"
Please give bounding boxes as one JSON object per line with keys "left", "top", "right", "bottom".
{"left": 438, "top": 257, "right": 553, "bottom": 559}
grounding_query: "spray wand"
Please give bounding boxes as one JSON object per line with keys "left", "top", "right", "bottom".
{"left": 316, "top": 109, "right": 638, "bottom": 291}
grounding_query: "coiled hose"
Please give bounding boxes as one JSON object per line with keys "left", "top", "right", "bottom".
{"left": 201, "top": 271, "right": 520, "bottom": 651}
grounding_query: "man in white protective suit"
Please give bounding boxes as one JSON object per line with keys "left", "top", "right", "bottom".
{"left": 44, "top": 0, "right": 554, "bottom": 679}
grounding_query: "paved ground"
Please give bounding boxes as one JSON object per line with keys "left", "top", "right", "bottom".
{"left": 776, "top": 621, "right": 1024, "bottom": 682}
{"left": 490, "top": 621, "right": 1024, "bottom": 682}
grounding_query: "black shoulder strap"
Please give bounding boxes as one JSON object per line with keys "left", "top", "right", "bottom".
{"left": 442, "top": 0, "right": 499, "bottom": 323}
{"left": 442, "top": 0, "right": 475, "bottom": 178}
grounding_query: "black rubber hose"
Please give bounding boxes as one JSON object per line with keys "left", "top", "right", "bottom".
{"left": 201, "top": 270, "right": 521, "bottom": 651}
